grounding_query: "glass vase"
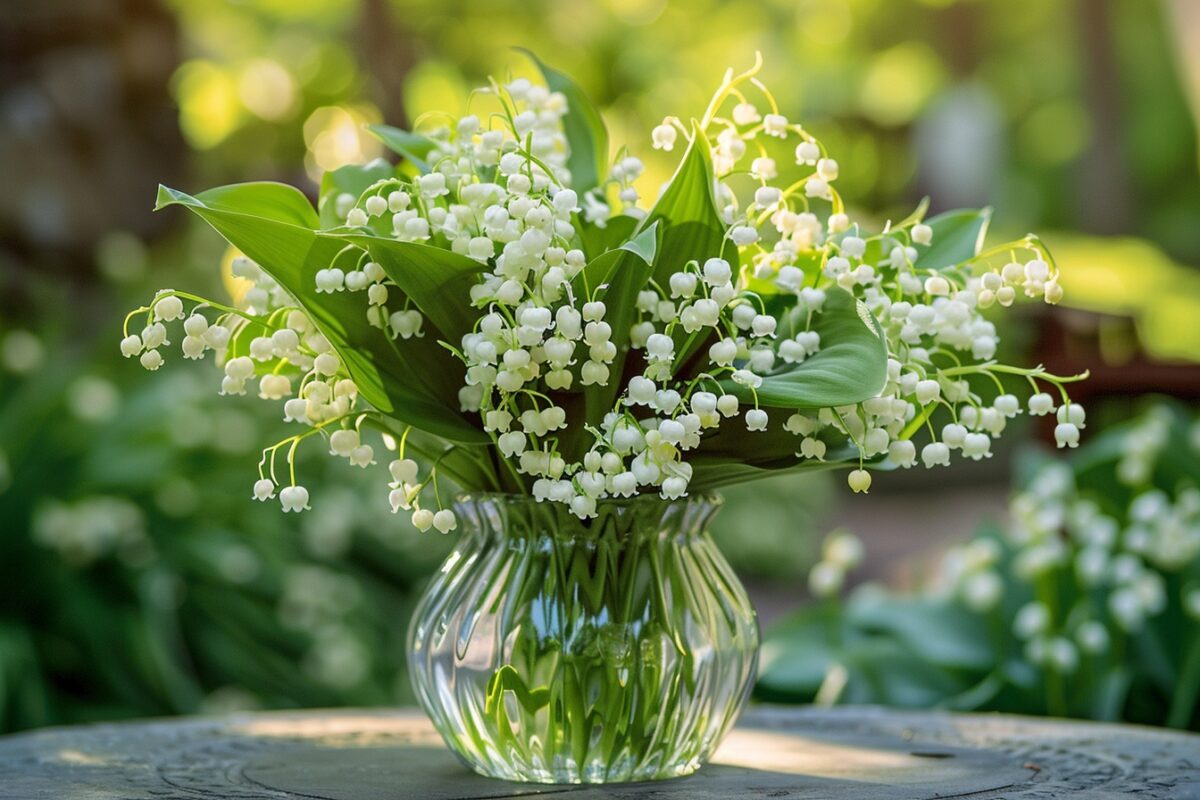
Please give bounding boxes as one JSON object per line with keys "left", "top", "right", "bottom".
{"left": 407, "top": 493, "right": 758, "bottom": 784}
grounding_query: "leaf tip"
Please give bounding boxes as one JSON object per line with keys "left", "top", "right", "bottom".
{"left": 154, "top": 184, "right": 182, "bottom": 211}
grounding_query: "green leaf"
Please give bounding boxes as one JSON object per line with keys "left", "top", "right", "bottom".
{"left": 640, "top": 123, "right": 734, "bottom": 287}
{"left": 155, "top": 183, "right": 486, "bottom": 443}
{"left": 638, "top": 124, "right": 737, "bottom": 368}
{"left": 893, "top": 196, "right": 930, "bottom": 229}
{"left": 717, "top": 288, "right": 888, "bottom": 409}
{"left": 486, "top": 664, "right": 551, "bottom": 715}
{"left": 366, "top": 124, "right": 439, "bottom": 173}
{"left": 317, "top": 160, "right": 395, "bottom": 228}
{"left": 332, "top": 232, "right": 487, "bottom": 350}
{"left": 845, "top": 639, "right": 968, "bottom": 707}
{"left": 577, "top": 214, "right": 638, "bottom": 261}
{"left": 1092, "top": 667, "right": 1133, "bottom": 722}
{"left": 914, "top": 208, "right": 992, "bottom": 270}
{"left": 755, "top": 604, "right": 841, "bottom": 702}
{"left": 847, "top": 594, "right": 994, "bottom": 671}
{"left": 688, "top": 447, "right": 871, "bottom": 493}
{"left": 571, "top": 220, "right": 658, "bottom": 299}
{"left": 158, "top": 181, "right": 319, "bottom": 227}
{"left": 521, "top": 50, "right": 608, "bottom": 192}
{"left": 572, "top": 222, "right": 659, "bottom": 427}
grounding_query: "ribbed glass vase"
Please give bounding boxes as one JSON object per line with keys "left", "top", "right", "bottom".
{"left": 407, "top": 493, "right": 758, "bottom": 784}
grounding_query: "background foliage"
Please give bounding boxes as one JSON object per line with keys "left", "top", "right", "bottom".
{"left": 758, "top": 401, "right": 1200, "bottom": 730}
{"left": 2, "top": 0, "right": 1198, "bottom": 733}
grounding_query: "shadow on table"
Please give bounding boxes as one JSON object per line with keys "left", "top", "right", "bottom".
{"left": 240, "top": 719, "right": 1031, "bottom": 800}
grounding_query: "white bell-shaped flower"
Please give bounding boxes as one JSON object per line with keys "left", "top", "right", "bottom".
{"left": 252, "top": 478, "right": 275, "bottom": 501}
{"left": 153, "top": 294, "right": 184, "bottom": 322}
{"left": 141, "top": 322, "right": 167, "bottom": 349}
{"left": 365, "top": 195, "right": 387, "bottom": 217}
{"left": 762, "top": 113, "right": 788, "bottom": 137}
{"left": 283, "top": 398, "right": 308, "bottom": 423}
{"left": 180, "top": 335, "right": 206, "bottom": 360}
{"left": 411, "top": 508, "right": 434, "bottom": 532}
{"left": 1028, "top": 392, "right": 1055, "bottom": 416}
{"left": 431, "top": 508, "right": 458, "bottom": 533}
{"left": 702, "top": 258, "right": 732, "bottom": 287}
{"left": 329, "top": 429, "right": 359, "bottom": 457}
{"left": 349, "top": 444, "right": 375, "bottom": 468}
{"left": 258, "top": 374, "right": 291, "bottom": 400}
{"left": 888, "top": 439, "right": 917, "bottom": 468}
{"left": 1056, "top": 403, "right": 1086, "bottom": 428}
{"left": 921, "top": 442, "right": 951, "bottom": 468}
{"left": 183, "top": 314, "right": 209, "bottom": 337}
{"left": 279, "top": 485, "right": 310, "bottom": 513}
{"left": 716, "top": 393, "right": 739, "bottom": 418}
{"left": 847, "top": 469, "right": 871, "bottom": 493}
{"left": 140, "top": 350, "right": 164, "bottom": 371}
{"left": 1055, "top": 422, "right": 1081, "bottom": 449}
{"left": 799, "top": 437, "right": 826, "bottom": 460}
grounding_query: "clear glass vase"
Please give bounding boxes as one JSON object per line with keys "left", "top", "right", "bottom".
{"left": 407, "top": 493, "right": 759, "bottom": 784}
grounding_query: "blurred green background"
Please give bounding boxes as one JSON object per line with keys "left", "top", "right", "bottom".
{"left": 2, "top": 0, "right": 1198, "bottom": 733}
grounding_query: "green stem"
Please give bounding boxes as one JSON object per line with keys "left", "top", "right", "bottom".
{"left": 1167, "top": 634, "right": 1200, "bottom": 729}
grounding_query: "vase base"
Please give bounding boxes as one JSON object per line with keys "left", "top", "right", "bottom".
{"left": 465, "top": 757, "right": 703, "bottom": 784}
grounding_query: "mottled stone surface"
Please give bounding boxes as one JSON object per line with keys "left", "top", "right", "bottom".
{"left": 1, "top": 705, "right": 1197, "bottom": 798}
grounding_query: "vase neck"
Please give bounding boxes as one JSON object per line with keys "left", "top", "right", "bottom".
{"left": 452, "top": 493, "right": 721, "bottom": 544}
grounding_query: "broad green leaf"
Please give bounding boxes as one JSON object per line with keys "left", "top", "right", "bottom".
{"left": 844, "top": 639, "right": 969, "bottom": 707}
{"left": 571, "top": 223, "right": 659, "bottom": 428}
{"left": 757, "top": 599, "right": 980, "bottom": 706}
{"left": 638, "top": 124, "right": 737, "bottom": 368}
{"left": 366, "top": 124, "right": 439, "bottom": 173}
{"left": 577, "top": 214, "right": 638, "bottom": 261}
{"left": 521, "top": 50, "right": 608, "bottom": 192}
{"left": 155, "top": 183, "right": 486, "bottom": 443}
{"left": 332, "top": 232, "right": 486, "bottom": 349}
{"left": 375, "top": 419, "right": 500, "bottom": 493}
{"left": 847, "top": 594, "right": 993, "bottom": 671}
{"left": 317, "top": 160, "right": 394, "bottom": 228}
{"left": 640, "top": 123, "right": 734, "bottom": 287}
{"left": 570, "top": 220, "right": 658, "bottom": 300}
{"left": 688, "top": 447, "right": 872, "bottom": 493}
{"left": 717, "top": 288, "right": 888, "bottom": 409}
{"left": 914, "top": 208, "right": 992, "bottom": 270}
{"left": 161, "top": 181, "right": 320, "bottom": 227}
{"left": 755, "top": 604, "right": 841, "bottom": 701}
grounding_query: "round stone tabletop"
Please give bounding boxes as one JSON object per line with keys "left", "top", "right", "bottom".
{"left": 0, "top": 705, "right": 1196, "bottom": 799}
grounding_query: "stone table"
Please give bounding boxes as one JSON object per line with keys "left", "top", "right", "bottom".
{"left": 0, "top": 706, "right": 1196, "bottom": 799}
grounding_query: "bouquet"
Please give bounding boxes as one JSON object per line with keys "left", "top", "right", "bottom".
{"left": 122, "top": 54, "right": 1087, "bottom": 530}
